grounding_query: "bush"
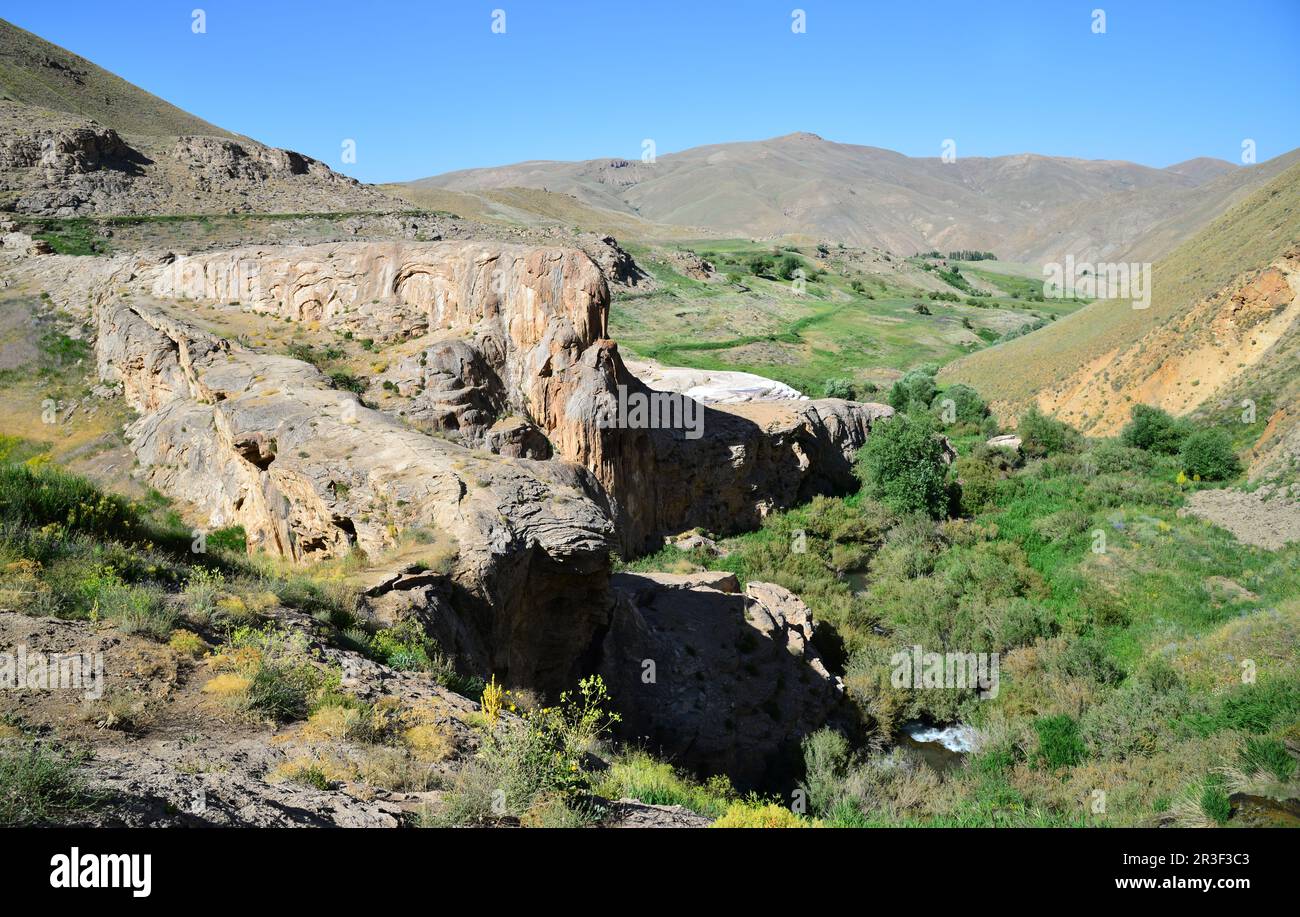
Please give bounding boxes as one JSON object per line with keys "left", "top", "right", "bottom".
{"left": 1120, "top": 405, "right": 1189, "bottom": 454}
{"left": 1017, "top": 407, "right": 1083, "bottom": 458}
{"left": 858, "top": 415, "right": 950, "bottom": 518}
{"left": 1178, "top": 428, "right": 1241, "bottom": 481}
{"left": 954, "top": 454, "right": 999, "bottom": 515}
{"left": 934, "top": 383, "right": 987, "bottom": 425}
{"left": 246, "top": 662, "right": 322, "bottom": 722}
{"left": 1239, "top": 737, "right": 1296, "bottom": 782}
{"left": 1033, "top": 714, "right": 1086, "bottom": 769}
{"left": 88, "top": 574, "right": 176, "bottom": 640}
{"left": 800, "top": 728, "right": 852, "bottom": 815}
{"left": 0, "top": 742, "right": 94, "bottom": 826}
{"left": 822, "top": 378, "right": 858, "bottom": 400}
{"left": 1199, "top": 780, "right": 1232, "bottom": 826}
{"left": 887, "top": 368, "right": 937, "bottom": 415}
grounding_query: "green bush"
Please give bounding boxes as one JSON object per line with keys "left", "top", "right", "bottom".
{"left": 0, "top": 742, "right": 94, "bottom": 826}
{"left": 246, "top": 662, "right": 322, "bottom": 722}
{"left": 1178, "top": 428, "right": 1241, "bottom": 481}
{"left": 800, "top": 728, "right": 852, "bottom": 815}
{"left": 822, "top": 378, "right": 858, "bottom": 400}
{"left": 935, "top": 383, "right": 987, "bottom": 425}
{"left": 1120, "top": 405, "right": 1190, "bottom": 454}
{"left": 887, "top": 368, "right": 938, "bottom": 415}
{"left": 1033, "top": 714, "right": 1086, "bottom": 769}
{"left": 1239, "top": 737, "right": 1296, "bottom": 782}
{"left": 858, "top": 415, "right": 950, "bottom": 518}
{"left": 1017, "top": 407, "right": 1083, "bottom": 458}
{"left": 1199, "top": 779, "right": 1232, "bottom": 826}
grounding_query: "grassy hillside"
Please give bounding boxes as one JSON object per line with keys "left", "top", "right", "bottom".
{"left": 941, "top": 158, "right": 1300, "bottom": 419}
{"left": 0, "top": 18, "right": 232, "bottom": 137}
{"left": 610, "top": 242, "right": 1088, "bottom": 394}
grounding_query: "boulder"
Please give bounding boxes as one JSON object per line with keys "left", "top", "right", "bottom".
{"left": 598, "top": 572, "right": 851, "bottom": 790}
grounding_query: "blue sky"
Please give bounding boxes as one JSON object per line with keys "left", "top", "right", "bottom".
{"left": 4, "top": 0, "right": 1298, "bottom": 183}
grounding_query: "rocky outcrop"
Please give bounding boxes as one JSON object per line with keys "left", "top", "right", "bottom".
{"left": 0, "top": 100, "right": 395, "bottom": 217}
{"left": 95, "top": 298, "right": 616, "bottom": 692}
{"left": 598, "top": 573, "right": 851, "bottom": 790}
{"left": 149, "top": 240, "right": 890, "bottom": 553}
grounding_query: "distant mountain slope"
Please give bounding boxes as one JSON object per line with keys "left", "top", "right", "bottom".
{"left": 408, "top": 132, "right": 1294, "bottom": 261}
{"left": 941, "top": 158, "right": 1300, "bottom": 478}
{"left": 0, "top": 17, "right": 232, "bottom": 138}
{"left": 0, "top": 18, "right": 396, "bottom": 216}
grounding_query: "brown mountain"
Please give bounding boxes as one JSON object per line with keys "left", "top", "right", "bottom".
{"left": 408, "top": 131, "right": 1296, "bottom": 262}
{"left": 0, "top": 17, "right": 396, "bottom": 216}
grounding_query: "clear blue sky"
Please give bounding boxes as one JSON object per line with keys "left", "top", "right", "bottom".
{"left": 4, "top": 0, "right": 1298, "bottom": 183}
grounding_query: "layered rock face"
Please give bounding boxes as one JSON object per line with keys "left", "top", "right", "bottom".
{"left": 95, "top": 298, "right": 616, "bottom": 692}
{"left": 149, "top": 241, "right": 890, "bottom": 552}
{"left": 599, "top": 573, "right": 852, "bottom": 789}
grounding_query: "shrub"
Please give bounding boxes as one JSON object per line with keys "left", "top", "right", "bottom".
{"left": 90, "top": 575, "right": 175, "bottom": 640}
{"left": 858, "top": 416, "right": 950, "bottom": 518}
{"left": 1017, "top": 407, "right": 1083, "bottom": 458}
{"left": 1178, "top": 428, "right": 1241, "bottom": 481}
{"left": 713, "top": 799, "right": 815, "bottom": 828}
{"left": 822, "top": 378, "right": 858, "bottom": 400}
{"left": 1199, "top": 780, "right": 1232, "bottom": 826}
{"left": 182, "top": 567, "right": 224, "bottom": 623}
{"left": 1089, "top": 440, "right": 1154, "bottom": 474}
{"left": 887, "top": 368, "right": 937, "bottom": 415}
{"left": 1120, "top": 405, "right": 1189, "bottom": 454}
{"left": 955, "top": 455, "right": 999, "bottom": 515}
{"left": 168, "top": 629, "right": 209, "bottom": 658}
{"left": 800, "top": 728, "right": 852, "bottom": 815}
{"left": 1032, "top": 714, "right": 1086, "bottom": 769}
{"left": 935, "top": 383, "right": 987, "bottom": 425}
{"left": 1239, "top": 737, "right": 1296, "bottom": 782}
{"left": 596, "top": 750, "right": 733, "bottom": 819}
{"left": 246, "top": 662, "right": 322, "bottom": 722}
{"left": 0, "top": 742, "right": 94, "bottom": 826}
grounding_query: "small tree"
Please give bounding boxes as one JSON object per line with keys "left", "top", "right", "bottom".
{"left": 887, "top": 367, "right": 938, "bottom": 415}
{"left": 858, "top": 415, "right": 950, "bottom": 518}
{"left": 1120, "top": 404, "right": 1189, "bottom": 454}
{"left": 1179, "top": 429, "right": 1241, "bottom": 481}
{"left": 1018, "top": 407, "right": 1082, "bottom": 458}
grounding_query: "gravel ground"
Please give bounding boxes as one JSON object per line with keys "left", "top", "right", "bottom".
{"left": 1181, "top": 484, "right": 1300, "bottom": 550}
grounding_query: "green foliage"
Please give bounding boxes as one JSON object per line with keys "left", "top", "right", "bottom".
{"left": 207, "top": 525, "right": 247, "bottom": 553}
{"left": 0, "top": 461, "right": 144, "bottom": 543}
{"left": 1239, "top": 737, "right": 1296, "bottom": 782}
{"left": 1199, "top": 780, "right": 1233, "bottom": 826}
{"left": 1033, "top": 714, "right": 1086, "bottom": 769}
{"left": 1017, "top": 407, "right": 1083, "bottom": 458}
{"left": 1178, "top": 428, "right": 1242, "bottom": 481}
{"left": 935, "top": 383, "right": 987, "bottom": 425}
{"left": 887, "top": 367, "right": 938, "bottom": 415}
{"left": 1120, "top": 405, "right": 1190, "bottom": 454}
{"left": 327, "top": 370, "right": 367, "bottom": 394}
{"left": 800, "top": 728, "right": 853, "bottom": 815}
{"left": 822, "top": 378, "right": 858, "bottom": 400}
{"left": 0, "top": 742, "right": 96, "bottom": 826}
{"left": 595, "top": 750, "right": 734, "bottom": 819}
{"left": 246, "top": 661, "right": 323, "bottom": 723}
{"left": 858, "top": 415, "right": 950, "bottom": 518}
{"left": 1187, "top": 678, "right": 1300, "bottom": 737}
{"left": 440, "top": 676, "right": 621, "bottom": 824}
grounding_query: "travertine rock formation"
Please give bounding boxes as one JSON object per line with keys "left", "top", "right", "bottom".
{"left": 149, "top": 241, "right": 891, "bottom": 551}
{"left": 96, "top": 297, "right": 616, "bottom": 692}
